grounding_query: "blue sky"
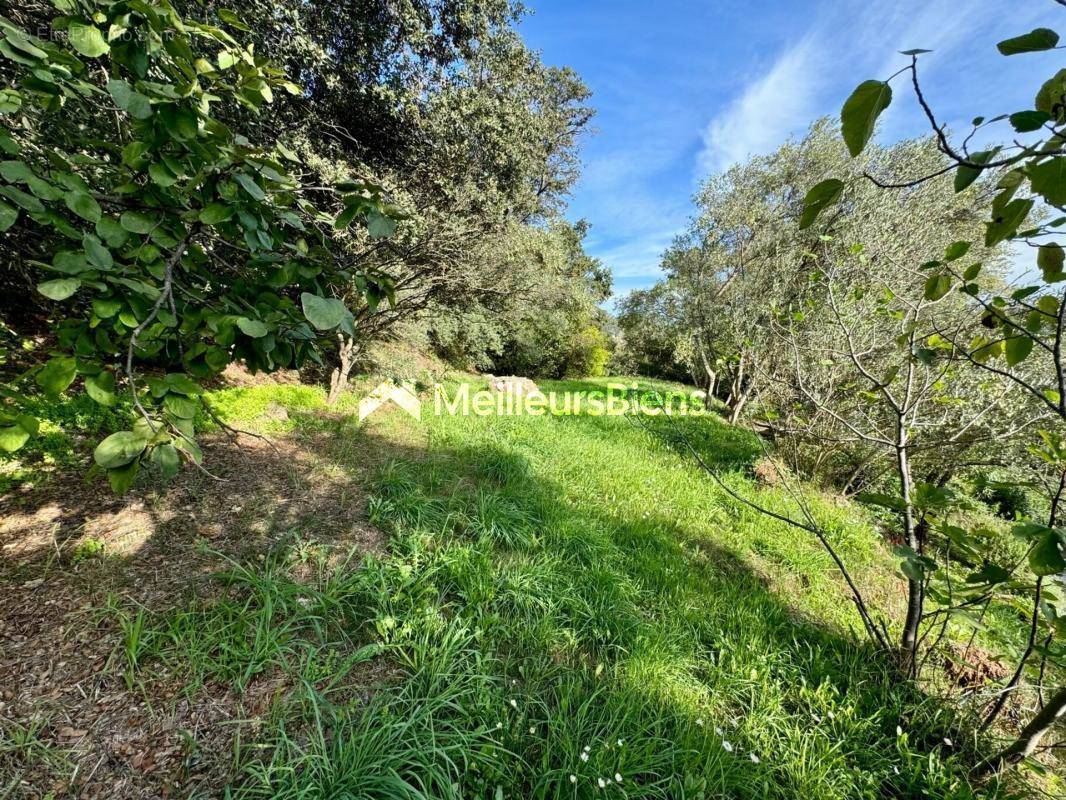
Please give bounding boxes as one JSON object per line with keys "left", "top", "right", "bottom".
{"left": 518, "top": 0, "right": 1066, "bottom": 300}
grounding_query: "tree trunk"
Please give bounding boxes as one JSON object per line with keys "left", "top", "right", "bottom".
{"left": 975, "top": 685, "right": 1066, "bottom": 775}
{"left": 327, "top": 334, "right": 357, "bottom": 406}
{"left": 895, "top": 423, "right": 923, "bottom": 674}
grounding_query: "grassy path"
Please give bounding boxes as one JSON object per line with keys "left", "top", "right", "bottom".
{"left": 219, "top": 379, "right": 995, "bottom": 799}
{"left": 1, "top": 377, "right": 1030, "bottom": 798}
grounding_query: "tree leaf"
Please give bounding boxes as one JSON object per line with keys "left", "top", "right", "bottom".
{"left": 1005, "top": 335, "right": 1034, "bottom": 366}
{"left": 37, "top": 278, "right": 81, "bottom": 300}
{"left": 954, "top": 150, "right": 995, "bottom": 193}
{"left": 366, "top": 209, "right": 397, "bottom": 239}
{"left": 1010, "top": 110, "right": 1052, "bottom": 133}
{"left": 985, "top": 198, "right": 1034, "bottom": 247}
{"left": 841, "top": 80, "right": 892, "bottom": 157}
{"left": 84, "top": 370, "right": 117, "bottom": 406}
{"left": 120, "top": 210, "right": 157, "bottom": 234}
{"left": 107, "top": 460, "right": 140, "bottom": 494}
{"left": 1039, "top": 243, "right": 1066, "bottom": 282}
{"left": 83, "top": 234, "right": 113, "bottom": 269}
{"left": 799, "top": 178, "right": 844, "bottom": 230}
{"left": 1029, "top": 531, "right": 1066, "bottom": 576}
{"left": 150, "top": 443, "right": 180, "bottom": 479}
{"left": 923, "top": 272, "right": 951, "bottom": 301}
{"left": 236, "top": 317, "right": 269, "bottom": 337}
{"left": 1036, "top": 69, "right": 1066, "bottom": 122}
{"left": 67, "top": 22, "right": 110, "bottom": 58}
{"left": 300, "top": 292, "right": 351, "bottom": 330}
{"left": 94, "top": 430, "right": 148, "bottom": 469}
{"left": 944, "top": 241, "right": 971, "bottom": 261}
{"left": 997, "top": 28, "right": 1060, "bottom": 56}
{"left": 65, "top": 191, "right": 101, "bottom": 223}
{"left": 0, "top": 199, "right": 17, "bottom": 231}
{"left": 199, "top": 202, "right": 234, "bottom": 224}
{"left": 1029, "top": 157, "right": 1066, "bottom": 206}
{"left": 35, "top": 356, "right": 77, "bottom": 396}
{"left": 163, "top": 372, "right": 203, "bottom": 396}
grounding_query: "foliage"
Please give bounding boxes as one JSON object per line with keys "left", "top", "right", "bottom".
{"left": 800, "top": 13, "right": 1066, "bottom": 772}
{"left": 0, "top": 0, "right": 401, "bottom": 489}
{"left": 102, "top": 377, "right": 1033, "bottom": 799}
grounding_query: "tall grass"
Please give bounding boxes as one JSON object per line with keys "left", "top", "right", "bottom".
{"left": 111, "top": 378, "right": 1031, "bottom": 798}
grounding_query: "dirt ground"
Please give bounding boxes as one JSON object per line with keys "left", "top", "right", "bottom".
{"left": 0, "top": 410, "right": 408, "bottom": 798}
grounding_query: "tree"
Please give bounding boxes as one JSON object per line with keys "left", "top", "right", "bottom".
{"left": 0, "top": 1, "right": 399, "bottom": 488}
{"left": 801, "top": 14, "right": 1066, "bottom": 774}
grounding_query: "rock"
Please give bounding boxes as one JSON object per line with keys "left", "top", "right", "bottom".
{"left": 488, "top": 376, "right": 542, "bottom": 396}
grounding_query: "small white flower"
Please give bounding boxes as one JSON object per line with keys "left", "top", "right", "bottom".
{"left": 812, "top": 714, "right": 821, "bottom": 724}
{"left": 749, "top": 753, "right": 760, "bottom": 764}
{"left": 529, "top": 726, "right": 536, "bottom": 734}
{"left": 722, "top": 740, "right": 733, "bottom": 753}
{"left": 583, "top": 745, "right": 591, "bottom": 752}
{"left": 696, "top": 718, "right": 704, "bottom": 726}
{"left": 714, "top": 726, "right": 724, "bottom": 736}
{"left": 496, "top": 722, "right": 503, "bottom": 729}
{"left": 614, "top": 773, "right": 623, "bottom": 783}
{"left": 580, "top": 752, "right": 589, "bottom": 762}
{"left": 509, "top": 698, "right": 518, "bottom": 709}
{"left": 597, "top": 777, "right": 606, "bottom": 789}
{"left": 512, "top": 679, "right": 518, "bottom": 685}
{"left": 896, "top": 726, "right": 903, "bottom": 737}
{"left": 569, "top": 775, "right": 577, "bottom": 784}
{"left": 893, "top": 765, "right": 900, "bottom": 775}
{"left": 617, "top": 739, "right": 623, "bottom": 747}
{"left": 827, "top": 711, "right": 835, "bottom": 720}
{"left": 943, "top": 737, "right": 953, "bottom": 746}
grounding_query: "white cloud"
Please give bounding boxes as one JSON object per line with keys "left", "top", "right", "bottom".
{"left": 697, "top": 37, "right": 824, "bottom": 176}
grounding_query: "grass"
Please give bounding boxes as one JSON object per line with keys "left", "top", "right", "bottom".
{"left": 5, "top": 376, "right": 1057, "bottom": 797}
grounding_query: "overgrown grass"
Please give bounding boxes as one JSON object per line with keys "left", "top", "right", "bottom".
{"left": 93, "top": 377, "right": 1044, "bottom": 799}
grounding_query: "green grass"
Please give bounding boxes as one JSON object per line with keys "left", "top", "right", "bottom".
{"left": 25, "top": 376, "right": 1051, "bottom": 797}
{"left": 110, "top": 378, "right": 1028, "bottom": 798}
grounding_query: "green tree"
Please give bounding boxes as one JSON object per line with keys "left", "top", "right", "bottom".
{"left": 0, "top": 1, "right": 399, "bottom": 488}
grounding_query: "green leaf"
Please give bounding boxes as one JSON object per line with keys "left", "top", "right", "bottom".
{"left": 0, "top": 159, "right": 33, "bottom": 183}
{"left": 35, "top": 356, "right": 77, "bottom": 396}
{"left": 120, "top": 210, "right": 157, "bottom": 234}
{"left": 37, "top": 278, "right": 81, "bottom": 300}
{"left": 150, "top": 443, "right": 181, "bottom": 479}
{"left": 985, "top": 198, "right": 1034, "bottom": 247}
{"left": 799, "top": 178, "right": 844, "bottom": 230}
{"left": 234, "top": 173, "right": 266, "bottom": 200}
{"left": 67, "top": 22, "right": 110, "bottom": 58}
{"left": 923, "top": 272, "right": 951, "bottom": 301}
{"left": 366, "top": 209, "right": 397, "bottom": 239}
{"left": 107, "top": 460, "right": 140, "bottom": 494}
{"left": 148, "top": 162, "right": 177, "bottom": 187}
{"left": 840, "top": 80, "right": 892, "bottom": 157}
{"left": 997, "top": 28, "right": 1060, "bottom": 56}
{"left": 1010, "top": 110, "right": 1052, "bottom": 133}
{"left": 163, "top": 393, "right": 198, "bottom": 419}
{"left": 84, "top": 371, "right": 117, "bottom": 406}
{"left": 954, "top": 150, "right": 995, "bottom": 193}
{"left": 199, "top": 202, "right": 233, "bottom": 224}
{"left": 1005, "top": 335, "right": 1034, "bottom": 367}
{"left": 1029, "top": 158, "right": 1066, "bottom": 206}
{"left": 65, "top": 191, "right": 101, "bottom": 223}
{"left": 163, "top": 372, "right": 203, "bottom": 396}
{"left": 944, "top": 241, "right": 971, "bottom": 261}
{"left": 83, "top": 234, "right": 113, "bottom": 269}
{"left": 0, "top": 416, "right": 35, "bottom": 452}
{"left": 1029, "top": 531, "right": 1066, "bottom": 576}
{"left": 94, "top": 430, "right": 148, "bottom": 469}
{"left": 1036, "top": 69, "right": 1066, "bottom": 122}
{"left": 0, "top": 199, "right": 16, "bottom": 231}
{"left": 1039, "top": 243, "right": 1066, "bottom": 282}
{"left": 300, "top": 292, "right": 351, "bottom": 330}
{"left": 236, "top": 317, "right": 269, "bottom": 337}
